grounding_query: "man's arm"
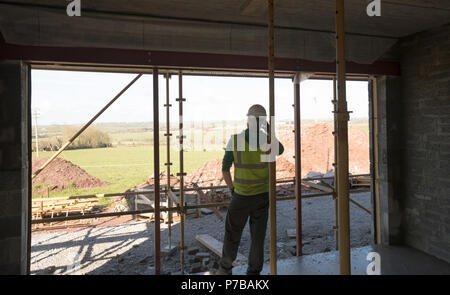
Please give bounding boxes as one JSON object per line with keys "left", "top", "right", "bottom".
{"left": 222, "top": 137, "right": 234, "bottom": 191}
{"left": 222, "top": 171, "right": 233, "bottom": 191}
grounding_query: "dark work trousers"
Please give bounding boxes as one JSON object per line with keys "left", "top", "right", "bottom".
{"left": 218, "top": 190, "right": 269, "bottom": 275}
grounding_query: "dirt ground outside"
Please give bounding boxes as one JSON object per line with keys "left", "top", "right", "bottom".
{"left": 30, "top": 191, "right": 372, "bottom": 275}
{"left": 30, "top": 121, "right": 372, "bottom": 275}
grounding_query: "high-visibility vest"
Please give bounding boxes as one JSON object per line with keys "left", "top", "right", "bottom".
{"left": 232, "top": 134, "right": 269, "bottom": 196}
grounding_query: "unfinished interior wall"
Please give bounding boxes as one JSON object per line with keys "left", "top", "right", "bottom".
{"left": 377, "top": 23, "right": 450, "bottom": 263}
{"left": 399, "top": 23, "right": 450, "bottom": 263}
{"left": 0, "top": 61, "right": 30, "bottom": 274}
{"left": 375, "top": 75, "right": 403, "bottom": 246}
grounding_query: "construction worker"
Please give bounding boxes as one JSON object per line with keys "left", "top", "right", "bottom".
{"left": 217, "top": 104, "right": 284, "bottom": 275}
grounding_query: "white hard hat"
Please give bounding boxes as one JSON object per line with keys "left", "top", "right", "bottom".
{"left": 247, "top": 104, "right": 267, "bottom": 118}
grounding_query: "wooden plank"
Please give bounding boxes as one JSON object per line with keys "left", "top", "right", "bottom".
{"left": 196, "top": 234, "right": 247, "bottom": 266}
{"left": 32, "top": 204, "right": 98, "bottom": 211}
{"left": 167, "top": 189, "right": 180, "bottom": 205}
{"left": 286, "top": 228, "right": 296, "bottom": 239}
{"left": 32, "top": 206, "right": 96, "bottom": 214}
{"left": 32, "top": 202, "right": 97, "bottom": 209}
{"left": 351, "top": 176, "right": 370, "bottom": 187}
{"left": 303, "top": 180, "right": 334, "bottom": 192}
{"left": 349, "top": 198, "right": 372, "bottom": 215}
{"left": 32, "top": 199, "right": 99, "bottom": 206}
{"left": 32, "top": 196, "right": 100, "bottom": 202}
{"left": 192, "top": 184, "right": 223, "bottom": 221}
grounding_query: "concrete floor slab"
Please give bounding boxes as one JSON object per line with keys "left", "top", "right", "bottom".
{"left": 230, "top": 245, "right": 450, "bottom": 275}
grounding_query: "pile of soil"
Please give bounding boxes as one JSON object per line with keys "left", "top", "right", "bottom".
{"left": 142, "top": 159, "right": 230, "bottom": 189}
{"left": 136, "top": 171, "right": 181, "bottom": 188}
{"left": 32, "top": 157, "right": 109, "bottom": 194}
{"left": 275, "top": 156, "right": 296, "bottom": 179}
{"left": 185, "top": 158, "right": 233, "bottom": 187}
{"left": 278, "top": 122, "right": 369, "bottom": 177}
{"left": 145, "top": 157, "right": 298, "bottom": 189}
{"left": 181, "top": 156, "right": 297, "bottom": 187}
{"left": 143, "top": 122, "right": 369, "bottom": 189}
{"left": 348, "top": 127, "right": 370, "bottom": 173}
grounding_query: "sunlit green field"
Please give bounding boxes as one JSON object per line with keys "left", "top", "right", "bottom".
{"left": 32, "top": 146, "right": 223, "bottom": 199}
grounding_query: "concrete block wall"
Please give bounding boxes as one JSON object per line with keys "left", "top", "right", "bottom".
{"left": 398, "top": 23, "right": 450, "bottom": 263}
{"left": 375, "top": 76, "right": 404, "bottom": 246}
{"left": 0, "top": 61, "right": 30, "bottom": 274}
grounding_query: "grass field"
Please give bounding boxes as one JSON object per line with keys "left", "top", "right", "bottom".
{"left": 32, "top": 146, "right": 223, "bottom": 200}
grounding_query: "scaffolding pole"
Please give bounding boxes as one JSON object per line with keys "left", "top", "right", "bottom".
{"left": 333, "top": 76, "right": 339, "bottom": 250}
{"left": 31, "top": 74, "right": 143, "bottom": 179}
{"left": 371, "top": 77, "right": 382, "bottom": 244}
{"left": 164, "top": 72, "right": 173, "bottom": 249}
{"left": 153, "top": 69, "right": 161, "bottom": 275}
{"left": 177, "top": 70, "right": 186, "bottom": 274}
{"left": 335, "top": 0, "right": 351, "bottom": 275}
{"left": 267, "top": 0, "right": 277, "bottom": 275}
{"left": 293, "top": 72, "right": 302, "bottom": 256}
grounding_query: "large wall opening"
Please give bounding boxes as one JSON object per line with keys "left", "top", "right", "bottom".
{"left": 28, "top": 68, "right": 373, "bottom": 275}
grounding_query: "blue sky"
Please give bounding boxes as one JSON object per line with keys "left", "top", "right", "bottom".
{"left": 31, "top": 70, "right": 369, "bottom": 125}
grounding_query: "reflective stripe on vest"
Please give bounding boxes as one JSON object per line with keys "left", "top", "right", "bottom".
{"left": 234, "top": 162, "right": 268, "bottom": 169}
{"left": 234, "top": 177, "right": 269, "bottom": 184}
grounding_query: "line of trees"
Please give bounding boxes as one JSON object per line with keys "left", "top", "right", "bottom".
{"left": 33, "top": 126, "right": 112, "bottom": 151}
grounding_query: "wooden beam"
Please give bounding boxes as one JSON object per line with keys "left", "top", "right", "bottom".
{"left": 192, "top": 184, "right": 223, "bottom": 220}
{"left": 303, "top": 180, "right": 334, "bottom": 193}
{"left": 371, "top": 77, "right": 382, "bottom": 244}
{"left": 196, "top": 234, "right": 247, "bottom": 266}
{"left": 335, "top": 0, "right": 351, "bottom": 275}
{"left": 268, "top": 0, "right": 277, "bottom": 275}
{"left": 167, "top": 189, "right": 180, "bottom": 205}
{"left": 349, "top": 198, "right": 372, "bottom": 215}
{"left": 0, "top": 41, "right": 401, "bottom": 76}
{"left": 31, "top": 74, "right": 142, "bottom": 179}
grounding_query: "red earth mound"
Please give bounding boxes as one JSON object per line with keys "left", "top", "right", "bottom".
{"left": 145, "top": 156, "right": 297, "bottom": 189}
{"left": 144, "top": 122, "right": 368, "bottom": 189}
{"left": 185, "top": 158, "right": 233, "bottom": 187}
{"left": 278, "top": 122, "right": 369, "bottom": 177}
{"left": 179, "top": 157, "right": 296, "bottom": 187}
{"left": 32, "top": 157, "right": 109, "bottom": 193}
{"left": 136, "top": 170, "right": 181, "bottom": 188}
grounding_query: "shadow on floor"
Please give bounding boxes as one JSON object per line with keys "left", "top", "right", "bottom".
{"left": 230, "top": 245, "right": 450, "bottom": 275}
